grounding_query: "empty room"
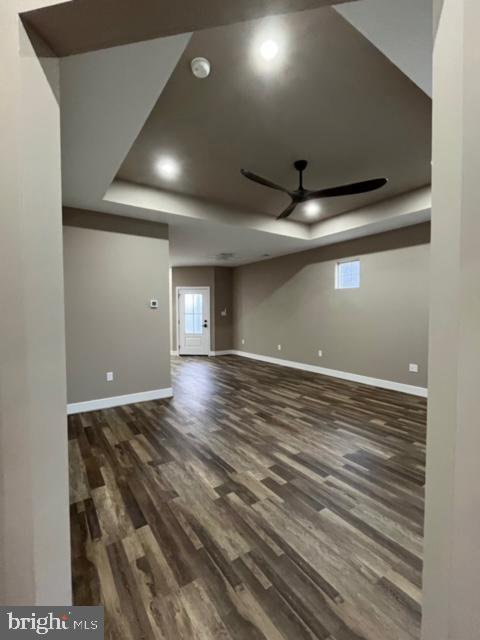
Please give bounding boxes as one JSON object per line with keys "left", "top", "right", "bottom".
{"left": 1, "top": 1, "right": 479, "bottom": 640}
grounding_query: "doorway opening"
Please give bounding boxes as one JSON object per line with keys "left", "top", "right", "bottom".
{"left": 176, "top": 286, "right": 211, "bottom": 355}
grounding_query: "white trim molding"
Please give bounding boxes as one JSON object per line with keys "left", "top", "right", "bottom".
{"left": 171, "top": 350, "right": 231, "bottom": 357}
{"left": 176, "top": 285, "right": 211, "bottom": 356}
{"left": 67, "top": 387, "right": 173, "bottom": 414}
{"left": 228, "top": 350, "right": 428, "bottom": 398}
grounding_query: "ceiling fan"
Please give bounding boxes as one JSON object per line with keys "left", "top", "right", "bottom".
{"left": 240, "top": 160, "right": 388, "bottom": 220}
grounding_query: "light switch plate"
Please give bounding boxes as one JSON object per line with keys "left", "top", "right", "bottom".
{"left": 106, "top": 371, "right": 114, "bottom": 381}
{"left": 150, "top": 299, "right": 159, "bottom": 309}
{"left": 277, "top": 344, "right": 282, "bottom": 351}
{"left": 318, "top": 350, "right": 323, "bottom": 357}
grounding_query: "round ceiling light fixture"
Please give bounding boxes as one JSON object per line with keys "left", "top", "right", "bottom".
{"left": 191, "top": 57, "right": 211, "bottom": 79}
{"left": 260, "top": 39, "right": 279, "bottom": 61}
{"left": 304, "top": 201, "right": 322, "bottom": 218}
{"left": 156, "top": 156, "right": 180, "bottom": 180}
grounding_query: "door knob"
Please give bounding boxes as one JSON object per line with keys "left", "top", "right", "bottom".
{"left": 203, "top": 321, "right": 208, "bottom": 328}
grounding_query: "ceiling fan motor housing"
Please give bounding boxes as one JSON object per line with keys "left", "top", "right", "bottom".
{"left": 294, "top": 160, "right": 308, "bottom": 172}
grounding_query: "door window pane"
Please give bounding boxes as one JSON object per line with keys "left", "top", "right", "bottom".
{"left": 194, "top": 294, "right": 203, "bottom": 315}
{"left": 184, "top": 292, "right": 204, "bottom": 335}
{"left": 185, "top": 314, "right": 194, "bottom": 334}
{"left": 194, "top": 314, "right": 202, "bottom": 334}
{"left": 185, "top": 293, "right": 194, "bottom": 313}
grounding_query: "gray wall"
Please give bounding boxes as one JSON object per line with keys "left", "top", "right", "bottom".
{"left": 233, "top": 224, "right": 430, "bottom": 388}
{"left": 0, "top": 6, "right": 71, "bottom": 605}
{"left": 214, "top": 267, "right": 234, "bottom": 351}
{"left": 171, "top": 266, "right": 233, "bottom": 352}
{"left": 63, "top": 209, "right": 171, "bottom": 404}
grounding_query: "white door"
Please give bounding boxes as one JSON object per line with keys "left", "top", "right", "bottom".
{"left": 177, "top": 287, "right": 211, "bottom": 355}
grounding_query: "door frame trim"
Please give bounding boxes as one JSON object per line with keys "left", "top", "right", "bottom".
{"left": 176, "top": 286, "right": 211, "bottom": 355}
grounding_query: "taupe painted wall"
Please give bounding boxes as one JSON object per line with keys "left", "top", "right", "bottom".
{"left": 0, "top": 5, "right": 71, "bottom": 605}
{"left": 214, "top": 267, "right": 234, "bottom": 351}
{"left": 171, "top": 266, "right": 233, "bottom": 352}
{"left": 63, "top": 209, "right": 171, "bottom": 403}
{"left": 233, "top": 224, "right": 430, "bottom": 388}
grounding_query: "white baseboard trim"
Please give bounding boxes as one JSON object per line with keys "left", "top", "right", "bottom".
{"left": 228, "top": 350, "right": 428, "bottom": 398}
{"left": 172, "top": 350, "right": 231, "bottom": 357}
{"left": 209, "top": 350, "right": 233, "bottom": 356}
{"left": 67, "top": 387, "right": 174, "bottom": 414}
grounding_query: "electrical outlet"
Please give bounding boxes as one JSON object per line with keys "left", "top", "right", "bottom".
{"left": 277, "top": 344, "right": 282, "bottom": 351}
{"left": 409, "top": 363, "right": 419, "bottom": 373}
{"left": 318, "top": 350, "right": 323, "bottom": 357}
{"left": 241, "top": 338, "right": 245, "bottom": 345}
{"left": 106, "top": 371, "right": 114, "bottom": 381}
{"left": 150, "top": 299, "right": 159, "bottom": 309}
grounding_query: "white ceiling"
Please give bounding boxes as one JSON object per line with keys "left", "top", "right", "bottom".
{"left": 336, "top": 0, "right": 433, "bottom": 96}
{"left": 60, "top": 32, "right": 192, "bottom": 209}
{"left": 104, "top": 180, "right": 430, "bottom": 265}
{"left": 60, "top": 4, "right": 432, "bottom": 267}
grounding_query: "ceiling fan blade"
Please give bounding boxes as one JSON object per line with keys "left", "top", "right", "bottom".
{"left": 241, "top": 169, "right": 290, "bottom": 194}
{"left": 305, "top": 178, "right": 388, "bottom": 200}
{"left": 276, "top": 200, "right": 298, "bottom": 220}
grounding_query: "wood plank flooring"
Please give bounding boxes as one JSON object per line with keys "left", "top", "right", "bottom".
{"left": 70, "top": 355, "right": 427, "bottom": 640}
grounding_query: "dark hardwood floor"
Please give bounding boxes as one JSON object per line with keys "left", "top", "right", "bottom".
{"left": 70, "top": 355, "right": 426, "bottom": 640}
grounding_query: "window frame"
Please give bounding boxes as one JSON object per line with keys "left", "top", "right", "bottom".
{"left": 335, "top": 258, "right": 361, "bottom": 290}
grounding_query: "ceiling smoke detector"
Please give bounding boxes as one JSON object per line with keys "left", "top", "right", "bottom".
{"left": 191, "top": 57, "right": 211, "bottom": 79}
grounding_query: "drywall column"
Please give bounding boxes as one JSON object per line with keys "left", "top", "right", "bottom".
{"left": 0, "top": 3, "right": 71, "bottom": 604}
{"left": 63, "top": 210, "right": 171, "bottom": 407}
{"left": 422, "top": 1, "right": 480, "bottom": 638}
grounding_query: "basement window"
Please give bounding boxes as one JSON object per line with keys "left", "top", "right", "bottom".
{"left": 335, "top": 259, "right": 360, "bottom": 289}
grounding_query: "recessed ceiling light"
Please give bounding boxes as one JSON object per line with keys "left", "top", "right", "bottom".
{"left": 304, "top": 201, "right": 322, "bottom": 218}
{"left": 156, "top": 156, "right": 180, "bottom": 180}
{"left": 260, "top": 40, "right": 279, "bottom": 61}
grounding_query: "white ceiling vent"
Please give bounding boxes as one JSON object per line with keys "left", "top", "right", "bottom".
{"left": 215, "top": 252, "right": 235, "bottom": 261}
